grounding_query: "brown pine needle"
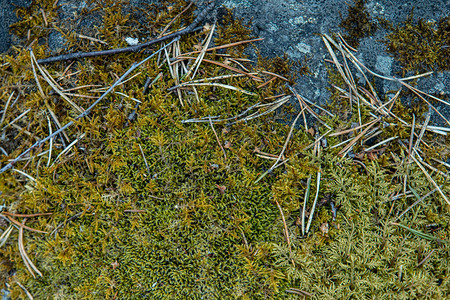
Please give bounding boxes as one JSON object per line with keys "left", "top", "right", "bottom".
{"left": 2, "top": 211, "right": 52, "bottom": 218}
{"left": 30, "top": 50, "right": 85, "bottom": 114}
{"left": 178, "top": 38, "right": 264, "bottom": 57}
{"left": 176, "top": 56, "right": 263, "bottom": 81}
{"left": 208, "top": 117, "right": 226, "bottom": 161}
{"left": 76, "top": 33, "right": 108, "bottom": 45}
{"left": 5, "top": 215, "right": 48, "bottom": 234}
{"left": 286, "top": 288, "right": 313, "bottom": 297}
{"left": 275, "top": 199, "right": 293, "bottom": 262}
{"left": 417, "top": 249, "right": 436, "bottom": 267}
{"left": 158, "top": 2, "right": 193, "bottom": 38}
{"left": 260, "top": 70, "right": 289, "bottom": 82}
{"left": 329, "top": 121, "right": 376, "bottom": 137}
{"left": 338, "top": 118, "right": 380, "bottom": 157}
{"left": 256, "top": 76, "right": 277, "bottom": 88}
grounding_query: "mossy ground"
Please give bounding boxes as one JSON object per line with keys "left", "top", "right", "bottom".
{"left": 0, "top": 0, "right": 449, "bottom": 299}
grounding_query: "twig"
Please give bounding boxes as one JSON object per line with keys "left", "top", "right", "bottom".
{"left": 123, "top": 209, "right": 147, "bottom": 213}
{"left": 286, "top": 288, "right": 313, "bottom": 297}
{"left": 36, "top": 1, "right": 215, "bottom": 64}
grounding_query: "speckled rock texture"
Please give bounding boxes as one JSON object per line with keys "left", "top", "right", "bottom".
{"left": 210, "top": 0, "right": 450, "bottom": 124}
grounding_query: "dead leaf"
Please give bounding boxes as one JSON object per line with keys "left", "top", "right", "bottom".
{"left": 215, "top": 184, "right": 226, "bottom": 194}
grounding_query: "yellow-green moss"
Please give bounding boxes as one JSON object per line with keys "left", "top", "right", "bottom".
{"left": 384, "top": 11, "right": 450, "bottom": 73}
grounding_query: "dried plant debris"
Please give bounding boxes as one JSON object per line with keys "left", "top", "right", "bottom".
{"left": 0, "top": 0, "right": 449, "bottom": 299}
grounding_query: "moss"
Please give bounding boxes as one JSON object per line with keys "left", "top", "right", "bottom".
{"left": 339, "top": 0, "right": 378, "bottom": 48}
{"left": 0, "top": 0, "right": 449, "bottom": 299}
{"left": 384, "top": 11, "right": 450, "bottom": 73}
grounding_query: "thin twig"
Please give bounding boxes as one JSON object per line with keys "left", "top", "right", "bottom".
{"left": 36, "top": 2, "right": 215, "bottom": 64}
